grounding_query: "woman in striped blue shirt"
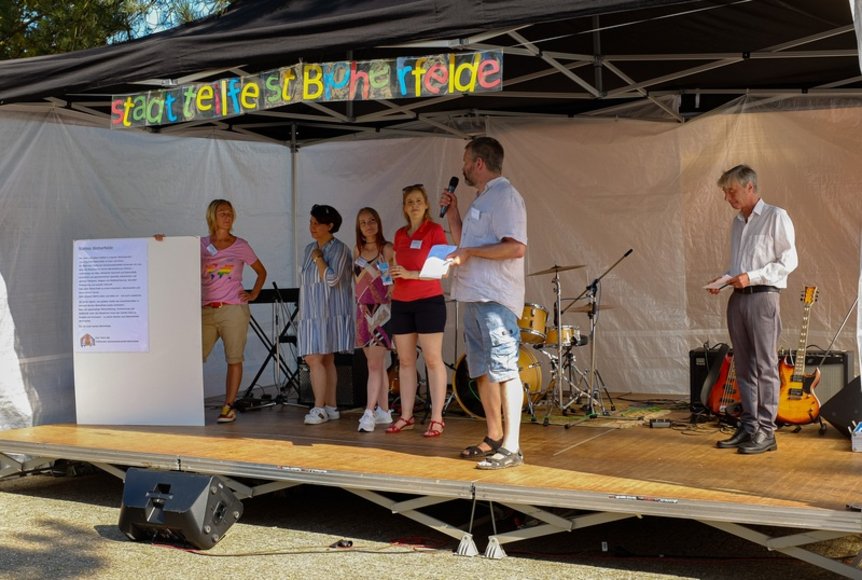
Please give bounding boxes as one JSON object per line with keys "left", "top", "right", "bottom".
{"left": 297, "top": 204, "right": 354, "bottom": 425}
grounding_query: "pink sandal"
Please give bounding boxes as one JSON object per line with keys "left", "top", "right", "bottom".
{"left": 385, "top": 416, "right": 415, "bottom": 433}
{"left": 423, "top": 419, "right": 445, "bottom": 438}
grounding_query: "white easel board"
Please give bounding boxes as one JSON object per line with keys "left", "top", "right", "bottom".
{"left": 73, "top": 236, "right": 204, "bottom": 426}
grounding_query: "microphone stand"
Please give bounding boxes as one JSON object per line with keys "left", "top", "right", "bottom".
{"left": 562, "top": 249, "right": 633, "bottom": 418}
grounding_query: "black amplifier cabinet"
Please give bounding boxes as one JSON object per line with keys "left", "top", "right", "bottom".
{"left": 689, "top": 348, "right": 851, "bottom": 412}
{"left": 689, "top": 346, "right": 729, "bottom": 413}
{"left": 297, "top": 350, "right": 368, "bottom": 409}
{"left": 777, "top": 349, "right": 851, "bottom": 405}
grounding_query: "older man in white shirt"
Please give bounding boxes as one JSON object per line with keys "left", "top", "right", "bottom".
{"left": 709, "top": 164, "right": 798, "bottom": 455}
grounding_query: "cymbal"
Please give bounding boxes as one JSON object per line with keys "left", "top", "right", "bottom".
{"left": 527, "top": 264, "right": 585, "bottom": 277}
{"left": 566, "top": 304, "right": 616, "bottom": 314}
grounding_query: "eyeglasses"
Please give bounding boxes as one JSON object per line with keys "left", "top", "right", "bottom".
{"left": 402, "top": 184, "right": 424, "bottom": 192}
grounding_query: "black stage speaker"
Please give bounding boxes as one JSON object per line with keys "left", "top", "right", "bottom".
{"left": 689, "top": 348, "right": 851, "bottom": 412}
{"left": 118, "top": 468, "right": 243, "bottom": 549}
{"left": 298, "top": 350, "right": 368, "bottom": 408}
{"left": 821, "top": 376, "right": 862, "bottom": 438}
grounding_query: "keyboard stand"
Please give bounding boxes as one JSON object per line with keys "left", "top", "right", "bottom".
{"left": 235, "top": 288, "right": 301, "bottom": 411}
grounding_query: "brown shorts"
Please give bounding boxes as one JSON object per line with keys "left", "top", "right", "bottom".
{"left": 202, "top": 304, "right": 250, "bottom": 364}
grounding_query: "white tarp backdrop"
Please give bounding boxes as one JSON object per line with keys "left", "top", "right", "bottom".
{"left": 0, "top": 110, "right": 292, "bottom": 427}
{"left": 1, "top": 97, "right": 861, "bottom": 428}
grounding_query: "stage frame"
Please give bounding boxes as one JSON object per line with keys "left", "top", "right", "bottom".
{"left": 2, "top": 408, "right": 862, "bottom": 578}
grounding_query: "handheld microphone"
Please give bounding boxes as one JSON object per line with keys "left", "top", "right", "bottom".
{"left": 439, "top": 176, "right": 459, "bottom": 218}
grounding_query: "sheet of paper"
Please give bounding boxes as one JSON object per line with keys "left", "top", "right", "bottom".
{"left": 703, "top": 274, "right": 732, "bottom": 290}
{"left": 419, "top": 244, "right": 457, "bottom": 279}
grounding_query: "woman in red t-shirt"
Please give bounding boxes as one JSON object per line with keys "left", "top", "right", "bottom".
{"left": 386, "top": 185, "right": 448, "bottom": 437}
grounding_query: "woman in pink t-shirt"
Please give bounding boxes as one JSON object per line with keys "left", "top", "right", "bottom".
{"left": 199, "top": 199, "right": 266, "bottom": 424}
{"left": 386, "top": 185, "right": 448, "bottom": 438}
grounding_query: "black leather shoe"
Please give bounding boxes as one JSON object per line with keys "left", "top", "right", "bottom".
{"left": 716, "top": 427, "right": 751, "bottom": 449}
{"left": 738, "top": 431, "right": 777, "bottom": 455}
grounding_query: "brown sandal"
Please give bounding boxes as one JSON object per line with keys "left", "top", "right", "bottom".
{"left": 423, "top": 420, "right": 445, "bottom": 438}
{"left": 385, "top": 416, "right": 415, "bottom": 433}
{"left": 460, "top": 436, "right": 502, "bottom": 458}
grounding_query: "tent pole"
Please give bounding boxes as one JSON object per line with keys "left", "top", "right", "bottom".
{"left": 291, "top": 123, "right": 298, "bottom": 288}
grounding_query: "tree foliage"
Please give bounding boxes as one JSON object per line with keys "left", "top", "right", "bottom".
{"left": 0, "top": 0, "right": 232, "bottom": 60}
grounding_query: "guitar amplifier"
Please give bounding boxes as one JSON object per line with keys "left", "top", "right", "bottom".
{"left": 778, "top": 349, "right": 851, "bottom": 405}
{"left": 297, "top": 350, "right": 368, "bottom": 409}
{"left": 689, "top": 348, "right": 851, "bottom": 412}
{"left": 689, "top": 346, "right": 729, "bottom": 413}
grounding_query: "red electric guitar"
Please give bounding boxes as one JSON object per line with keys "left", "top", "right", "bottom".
{"left": 776, "top": 286, "right": 821, "bottom": 425}
{"left": 706, "top": 351, "right": 742, "bottom": 418}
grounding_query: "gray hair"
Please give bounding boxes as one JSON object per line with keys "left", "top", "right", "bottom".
{"left": 717, "top": 164, "right": 758, "bottom": 191}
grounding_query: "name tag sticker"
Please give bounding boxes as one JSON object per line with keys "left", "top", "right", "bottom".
{"left": 355, "top": 257, "right": 368, "bottom": 268}
{"left": 206, "top": 244, "right": 218, "bottom": 256}
{"left": 470, "top": 208, "right": 481, "bottom": 220}
{"left": 410, "top": 240, "right": 422, "bottom": 250}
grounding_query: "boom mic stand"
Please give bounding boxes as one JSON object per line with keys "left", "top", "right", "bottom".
{"left": 562, "top": 248, "right": 633, "bottom": 417}
{"left": 814, "top": 296, "right": 858, "bottom": 370}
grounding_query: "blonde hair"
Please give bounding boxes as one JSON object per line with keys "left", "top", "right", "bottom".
{"left": 205, "top": 199, "right": 235, "bottom": 236}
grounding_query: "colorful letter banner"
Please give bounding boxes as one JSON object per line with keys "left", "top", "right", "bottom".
{"left": 111, "top": 51, "right": 503, "bottom": 129}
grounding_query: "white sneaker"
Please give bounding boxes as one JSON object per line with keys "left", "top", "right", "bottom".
{"left": 358, "top": 410, "right": 375, "bottom": 432}
{"left": 324, "top": 406, "right": 340, "bottom": 420}
{"left": 373, "top": 407, "right": 393, "bottom": 425}
{"left": 304, "top": 407, "right": 328, "bottom": 425}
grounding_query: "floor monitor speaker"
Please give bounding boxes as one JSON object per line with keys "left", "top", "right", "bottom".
{"left": 821, "top": 376, "right": 862, "bottom": 438}
{"left": 118, "top": 468, "right": 243, "bottom": 549}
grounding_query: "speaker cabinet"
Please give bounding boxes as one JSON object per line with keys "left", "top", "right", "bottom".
{"left": 689, "top": 348, "right": 851, "bottom": 412}
{"left": 821, "top": 376, "right": 862, "bottom": 438}
{"left": 298, "top": 350, "right": 368, "bottom": 408}
{"left": 118, "top": 468, "right": 243, "bottom": 549}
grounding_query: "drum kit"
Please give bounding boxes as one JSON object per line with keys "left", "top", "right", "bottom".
{"left": 449, "top": 250, "right": 634, "bottom": 423}
{"left": 450, "top": 261, "right": 618, "bottom": 422}
{"left": 522, "top": 263, "right": 613, "bottom": 421}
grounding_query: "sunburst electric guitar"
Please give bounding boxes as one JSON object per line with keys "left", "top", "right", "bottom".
{"left": 776, "top": 286, "right": 821, "bottom": 425}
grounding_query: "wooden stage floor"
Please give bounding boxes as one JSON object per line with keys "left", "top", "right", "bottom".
{"left": 2, "top": 399, "right": 862, "bottom": 576}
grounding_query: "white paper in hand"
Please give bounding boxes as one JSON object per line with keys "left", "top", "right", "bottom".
{"left": 419, "top": 244, "right": 457, "bottom": 279}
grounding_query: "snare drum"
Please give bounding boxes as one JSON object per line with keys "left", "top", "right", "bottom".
{"left": 453, "top": 346, "right": 543, "bottom": 419}
{"left": 518, "top": 303, "right": 548, "bottom": 344}
{"left": 545, "top": 325, "right": 580, "bottom": 347}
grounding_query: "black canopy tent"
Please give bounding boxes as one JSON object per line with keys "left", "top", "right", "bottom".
{"left": 0, "top": 0, "right": 857, "bottom": 146}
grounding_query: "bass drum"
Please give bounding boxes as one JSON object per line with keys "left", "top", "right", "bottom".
{"left": 453, "top": 346, "right": 543, "bottom": 419}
